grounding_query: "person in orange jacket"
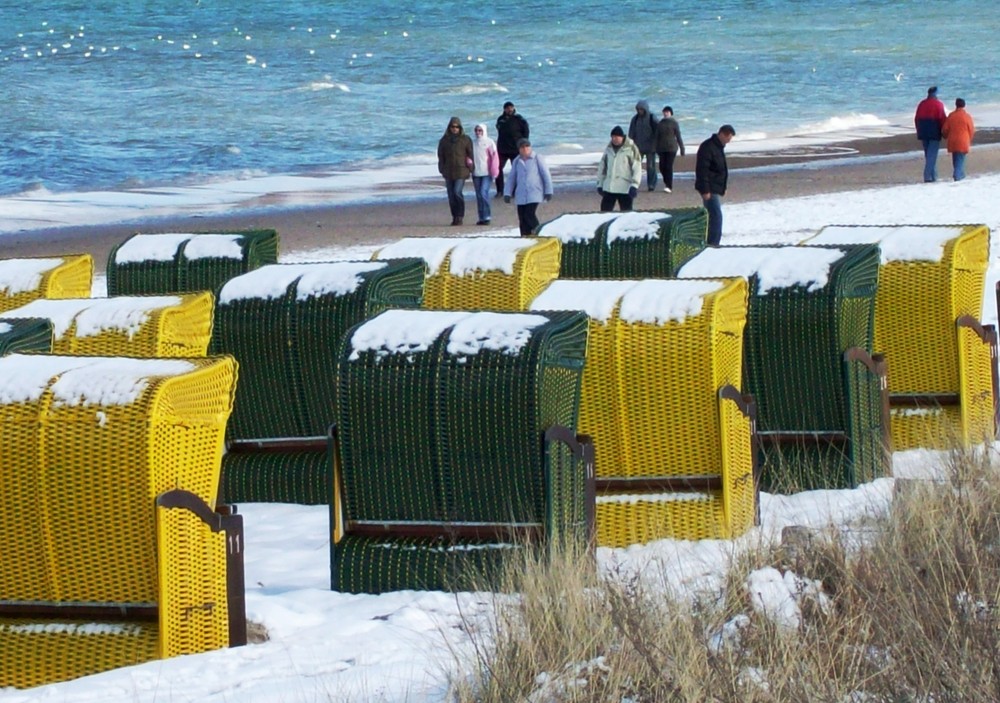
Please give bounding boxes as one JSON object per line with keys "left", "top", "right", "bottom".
{"left": 942, "top": 98, "right": 975, "bottom": 181}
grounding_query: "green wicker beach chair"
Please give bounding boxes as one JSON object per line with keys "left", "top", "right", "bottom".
{"left": 678, "top": 244, "right": 889, "bottom": 492}
{"left": 211, "top": 259, "right": 425, "bottom": 504}
{"left": 536, "top": 208, "right": 707, "bottom": 279}
{"left": 106, "top": 230, "right": 279, "bottom": 296}
{"left": 0, "top": 318, "right": 54, "bottom": 356}
{"left": 332, "top": 309, "right": 593, "bottom": 594}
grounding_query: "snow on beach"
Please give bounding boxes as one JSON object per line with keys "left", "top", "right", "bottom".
{"left": 5, "top": 174, "right": 1000, "bottom": 701}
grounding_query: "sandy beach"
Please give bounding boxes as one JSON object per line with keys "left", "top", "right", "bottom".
{"left": 3, "top": 130, "right": 1000, "bottom": 269}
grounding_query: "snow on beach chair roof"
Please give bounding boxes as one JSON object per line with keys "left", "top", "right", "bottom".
{"left": 3, "top": 295, "right": 183, "bottom": 340}
{"left": 0, "top": 255, "right": 94, "bottom": 312}
{"left": 537, "top": 212, "right": 624, "bottom": 243}
{"left": 805, "top": 224, "right": 980, "bottom": 264}
{"left": 348, "top": 309, "right": 550, "bottom": 362}
{"left": 374, "top": 236, "right": 540, "bottom": 276}
{"left": 0, "top": 354, "right": 198, "bottom": 408}
{"left": 677, "top": 245, "right": 847, "bottom": 295}
{"left": 218, "top": 261, "right": 389, "bottom": 303}
{"left": 530, "top": 278, "right": 726, "bottom": 325}
{"left": 111, "top": 231, "right": 277, "bottom": 263}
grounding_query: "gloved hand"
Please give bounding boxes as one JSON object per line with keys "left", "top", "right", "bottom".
{"left": 597, "top": 187, "right": 604, "bottom": 195}
{"left": 628, "top": 187, "right": 638, "bottom": 199}
{"left": 503, "top": 195, "right": 511, "bottom": 204}
{"left": 543, "top": 194, "right": 552, "bottom": 202}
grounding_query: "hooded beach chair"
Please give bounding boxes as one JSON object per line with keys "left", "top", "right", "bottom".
{"left": 536, "top": 208, "right": 707, "bottom": 279}
{"left": 0, "top": 354, "right": 244, "bottom": 689}
{"left": 1, "top": 292, "right": 214, "bottom": 357}
{"left": 211, "top": 260, "right": 425, "bottom": 504}
{"left": 805, "top": 224, "right": 995, "bottom": 450}
{"left": 678, "top": 244, "right": 889, "bottom": 492}
{"left": 106, "top": 230, "right": 279, "bottom": 296}
{"left": 531, "top": 278, "right": 756, "bottom": 545}
{"left": 372, "top": 235, "right": 561, "bottom": 311}
{"left": 0, "top": 254, "right": 93, "bottom": 313}
{"left": 332, "top": 309, "right": 593, "bottom": 594}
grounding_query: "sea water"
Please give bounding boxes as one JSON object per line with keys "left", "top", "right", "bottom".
{"left": 1, "top": 0, "right": 998, "bottom": 228}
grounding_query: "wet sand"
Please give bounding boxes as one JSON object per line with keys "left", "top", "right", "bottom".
{"left": 3, "top": 130, "right": 1000, "bottom": 269}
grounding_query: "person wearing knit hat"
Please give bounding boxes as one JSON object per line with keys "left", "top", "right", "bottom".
{"left": 596, "top": 125, "right": 642, "bottom": 211}
{"left": 502, "top": 137, "right": 552, "bottom": 236}
{"left": 914, "top": 85, "right": 947, "bottom": 182}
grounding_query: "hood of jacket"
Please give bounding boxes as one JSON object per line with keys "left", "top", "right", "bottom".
{"left": 444, "top": 116, "right": 465, "bottom": 136}
{"left": 635, "top": 100, "right": 650, "bottom": 114}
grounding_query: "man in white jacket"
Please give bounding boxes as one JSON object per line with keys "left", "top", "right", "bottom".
{"left": 596, "top": 125, "right": 642, "bottom": 211}
{"left": 503, "top": 138, "right": 553, "bottom": 236}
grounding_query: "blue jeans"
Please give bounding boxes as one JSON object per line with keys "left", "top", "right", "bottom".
{"left": 444, "top": 178, "right": 466, "bottom": 220}
{"left": 922, "top": 139, "right": 941, "bottom": 182}
{"left": 952, "top": 152, "right": 967, "bottom": 181}
{"left": 643, "top": 152, "right": 657, "bottom": 190}
{"left": 473, "top": 176, "right": 492, "bottom": 222}
{"left": 704, "top": 193, "right": 723, "bottom": 246}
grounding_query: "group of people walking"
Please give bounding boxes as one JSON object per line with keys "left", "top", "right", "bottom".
{"left": 437, "top": 102, "right": 551, "bottom": 235}
{"left": 914, "top": 86, "right": 976, "bottom": 182}
{"left": 439, "top": 99, "right": 732, "bottom": 241}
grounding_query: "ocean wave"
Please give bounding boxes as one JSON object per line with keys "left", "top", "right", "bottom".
{"left": 300, "top": 79, "right": 351, "bottom": 92}
{"left": 795, "top": 113, "right": 889, "bottom": 135}
{"left": 436, "top": 82, "right": 508, "bottom": 96}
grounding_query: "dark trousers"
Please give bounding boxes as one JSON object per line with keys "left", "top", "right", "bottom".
{"left": 658, "top": 150, "right": 678, "bottom": 189}
{"left": 516, "top": 202, "right": 540, "bottom": 236}
{"left": 444, "top": 178, "right": 465, "bottom": 220}
{"left": 704, "top": 193, "right": 723, "bottom": 245}
{"left": 495, "top": 152, "right": 517, "bottom": 195}
{"left": 600, "top": 192, "right": 634, "bottom": 212}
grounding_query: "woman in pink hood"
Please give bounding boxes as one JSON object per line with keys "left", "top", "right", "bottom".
{"left": 471, "top": 123, "right": 500, "bottom": 225}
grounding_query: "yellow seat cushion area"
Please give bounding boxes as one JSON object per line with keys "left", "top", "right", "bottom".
{"left": 373, "top": 235, "right": 561, "bottom": 310}
{"left": 0, "top": 354, "right": 240, "bottom": 688}
{"left": 1, "top": 292, "right": 214, "bottom": 357}
{"left": 531, "top": 277, "right": 755, "bottom": 544}
{"left": 0, "top": 255, "right": 94, "bottom": 313}
{"left": 805, "top": 224, "right": 993, "bottom": 449}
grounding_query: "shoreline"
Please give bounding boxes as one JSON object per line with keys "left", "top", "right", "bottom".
{"left": 3, "top": 130, "right": 1000, "bottom": 271}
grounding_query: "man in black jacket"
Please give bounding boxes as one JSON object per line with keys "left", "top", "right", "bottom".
{"left": 694, "top": 124, "right": 735, "bottom": 246}
{"left": 495, "top": 101, "right": 529, "bottom": 196}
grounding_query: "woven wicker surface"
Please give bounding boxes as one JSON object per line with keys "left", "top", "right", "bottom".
{"left": 212, "top": 259, "right": 425, "bottom": 442}
{"left": 107, "top": 230, "right": 279, "bottom": 296}
{"left": 0, "top": 317, "right": 54, "bottom": 355}
{"left": 373, "top": 236, "right": 560, "bottom": 311}
{"left": 333, "top": 309, "right": 588, "bottom": 593}
{"left": 221, "top": 450, "right": 331, "bottom": 504}
{"left": 0, "top": 255, "right": 93, "bottom": 313}
{"left": 0, "top": 354, "right": 237, "bottom": 687}
{"left": 535, "top": 208, "right": 707, "bottom": 279}
{"left": 531, "top": 277, "right": 753, "bottom": 543}
{"left": 806, "top": 224, "right": 988, "bottom": 394}
{"left": 2, "top": 292, "right": 214, "bottom": 357}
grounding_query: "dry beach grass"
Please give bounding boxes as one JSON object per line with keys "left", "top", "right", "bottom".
{"left": 452, "top": 448, "right": 1000, "bottom": 702}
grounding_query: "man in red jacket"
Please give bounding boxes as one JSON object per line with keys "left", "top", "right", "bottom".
{"left": 942, "top": 98, "right": 975, "bottom": 181}
{"left": 914, "top": 86, "right": 946, "bottom": 182}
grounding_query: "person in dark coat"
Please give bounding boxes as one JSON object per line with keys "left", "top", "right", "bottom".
{"left": 654, "top": 105, "right": 685, "bottom": 193}
{"left": 914, "top": 85, "right": 947, "bottom": 182}
{"left": 494, "top": 101, "right": 529, "bottom": 196}
{"left": 694, "top": 124, "right": 735, "bottom": 246}
{"left": 628, "top": 99, "right": 659, "bottom": 191}
{"left": 437, "top": 116, "right": 474, "bottom": 226}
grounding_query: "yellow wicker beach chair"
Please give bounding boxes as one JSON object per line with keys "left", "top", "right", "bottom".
{"left": 0, "top": 354, "right": 244, "bottom": 689}
{"left": 0, "top": 255, "right": 93, "bottom": 313}
{"left": 805, "top": 224, "right": 994, "bottom": 450}
{"left": 373, "top": 236, "right": 561, "bottom": 310}
{"left": 1, "top": 292, "right": 214, "bottom": 357}
{"left": 531, "top": 277, "right": 756, "bottom": 545}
